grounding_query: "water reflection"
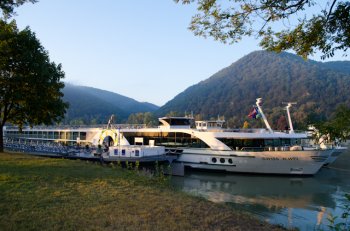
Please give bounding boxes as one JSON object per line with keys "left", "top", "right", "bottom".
{"left": 171, "top": 152, "right": 350, "bottom": 231}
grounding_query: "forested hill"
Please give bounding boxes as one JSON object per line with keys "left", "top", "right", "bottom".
{"left": 157, "top": 51, "right": 350, "bottom": 128}
{"left": 62, "top": 84, "right": 159, "bottom": 124}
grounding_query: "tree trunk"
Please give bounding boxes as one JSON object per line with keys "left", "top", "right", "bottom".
{"left": 0, "top": 125, "right": 3, "bottom": 153}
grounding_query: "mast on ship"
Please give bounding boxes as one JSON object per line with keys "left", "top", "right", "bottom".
{"left": 255, "top": 98, "right": 273, "bottom": 133}
{"left": 283, "top": 102, "right": 297, "bottom": 134}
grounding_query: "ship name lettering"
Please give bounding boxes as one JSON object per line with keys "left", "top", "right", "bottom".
{"left": 262, "top": 157, "right": 279, "bottom": 160}
{"left": 282, "top": 157, "right": 299, "bottom": 160}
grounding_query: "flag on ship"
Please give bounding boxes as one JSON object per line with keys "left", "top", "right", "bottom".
{"left": 248, "top": 106, "right": 261, "bottom": 119}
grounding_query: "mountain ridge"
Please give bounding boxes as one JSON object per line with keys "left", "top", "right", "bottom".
{"left": 60, "top": 51, "right": 350, "bottom": 127}
{"left": 62, "top": 83, "right": 159, "bottom": 124}
{"left": 157, "top": 51, "right": 350, "bottom": 128}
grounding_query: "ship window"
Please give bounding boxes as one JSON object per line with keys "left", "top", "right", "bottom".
{"left": 122, "top": 149, "right": 126, "bottom": 155}
{"left": 163, "top": 118, "right": 191, "bottom": 126}
{"left": 290, "top": 139, "right": 300, "bottom": 145}
{"left": 219, "top": 138, "right": 276, "bottom": 150}
{"left": 114, "top": 149, "right": 118, "bottom": 155}
{"left": 220, "top": 158, "right": 225, "bottom": 163}
{"left": 123, "top": 132, "right": 209, "bottom": 148}
{"left": 281, "top": 139, "right": 291, "bottom": 146}
{"left": 80, "top": 132, "right": 86, "bottom": 140}
{"left": 135, "top": 150, "right": 140, "bottom": 156}
{"left": 212, "top": 157, "right": 217, "bottom": 163}
{"left": 264, "top": 139, "right": 274, "bottom": 146}
{"left": 228, "top": 159, "right": 233, "bottom": 164}
{"left": 60, "top": 132, "right": 66, "bottom": 140}
{"left": 73, "top": 132, "right": 79, "bottom": 141}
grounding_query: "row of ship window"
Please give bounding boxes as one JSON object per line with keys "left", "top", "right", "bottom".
{"left": 218, "top": 138, "right": 302, "bottom": 148}
{"left": 124, "top": 132, "right": 302, "bottom": 149}
{"left": 124, "top": 134, "right": 209, "bottom": 148}
{"left": 113, "top": 149, "right": 140, "bottom": 156}
{"left": 211, "top": 157, "right": 234, "bottom": 164}
{"left": 5, "top": 131, "right": 87, "bottom": 141}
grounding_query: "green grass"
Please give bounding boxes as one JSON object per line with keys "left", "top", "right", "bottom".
{"left": 0, "top": 152, "right": 285, "bottom": 231}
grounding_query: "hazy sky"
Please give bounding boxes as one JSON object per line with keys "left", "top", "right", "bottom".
{"left": 14, "top": 0, "right": 349, "bottom": 106}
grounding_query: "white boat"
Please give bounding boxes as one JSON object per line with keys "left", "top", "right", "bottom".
{"left": 3, "top": 98, "right": 339, "bottom": 175}
{"left": 102, "top": 140, "right": 175, "bottom": 163}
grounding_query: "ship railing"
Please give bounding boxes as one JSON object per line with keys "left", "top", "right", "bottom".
{"left": 238, "top": 146, "right": 307, "bottom": 152}
{"left": 273, "top": 130, "right": 307, "bottom": 134}
{"left": 4, "top": 125, "right": 106, "bottom": 130}
{"left": 197, "top": 128, "right": 270, "bottom": 133}
{"left": 194, "top": 127, "right": 308, "bottom": 134}
{"left": 4, "top": 139, "right": 100, "bottom": 155}
{"left": 112, "top": 124, "right": 147, "bottom": 129}
{"left": 232, "top": 129, "right": 307, "bottom": 134}
{"left": 239, "top": 147, "right": 266, "bottom": 152}
{"left": 4, "top": 124, "right": 147, "bottom": 130}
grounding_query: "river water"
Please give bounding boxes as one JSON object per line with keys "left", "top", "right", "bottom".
{"left": 171, "top": 150, "right": 350, "bottom": 230}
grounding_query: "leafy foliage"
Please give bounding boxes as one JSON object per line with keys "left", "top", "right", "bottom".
{"left": 176, "top": 0, "right": 350, "bottom": 59}
{"left": 276, "top": 116, "right": 288, "bottom": 131}
{"left": 126, "top": 112, "right": 158, "bottom": 127}
{"left": 157, "top": 51, "right": 350, "bottom": 129}
{"left": 242, "top": 121, "right": 249, "bottom": 129}
{"left": 312, "top": 104, "right": 350, "bottom": 142}
{"left": 0, "top": 20, "right": 68, "bottom": 151}
{"left": 0, "top": 0, "right": 36, "bottom": 18}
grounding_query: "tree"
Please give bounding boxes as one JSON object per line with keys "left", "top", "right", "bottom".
{"left": 165, "top": 111, "right": 182, "bottom": 117}
{"left": 242, "top": 120, "right": 249, "bottom": 128}
{"left": 312, "top": 104, "right": 350, "bottom": 143}
{"left": 0, "top": 20, "right": 68, "bottom": 152}
{"left": 0, "top": 0, "right": 37, "bottom": 18}
{"left": 127, "top": 112, "right": 157, "bottom": 127}
{"left": 276, "top": 115, "right": 288, "bottom": 131}
{"left": 176, "top": 0, "right": 350, "bottom": 59}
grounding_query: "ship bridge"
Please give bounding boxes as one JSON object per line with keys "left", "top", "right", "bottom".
{"left": 158, "top": 117, "right": 194, "bottom": 129}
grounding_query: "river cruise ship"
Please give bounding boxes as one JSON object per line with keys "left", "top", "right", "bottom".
{"left": 3, "top": 99, "right": 337, "bottom": 175}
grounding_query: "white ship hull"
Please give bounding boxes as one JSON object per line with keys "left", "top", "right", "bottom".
{"left": 175, "top": 148, "right": 332, "bottom": 175}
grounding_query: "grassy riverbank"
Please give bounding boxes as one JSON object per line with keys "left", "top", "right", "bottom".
{"left": 0, "top": 152, "right": 285, "bottom": 231}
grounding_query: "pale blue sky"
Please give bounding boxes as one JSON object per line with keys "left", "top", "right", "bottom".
{"left": 14, "top": 0, "right": 349, "bottom": 106}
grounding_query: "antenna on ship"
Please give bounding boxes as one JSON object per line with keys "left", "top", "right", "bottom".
{"left": 255, "top": 98, "right": 273, "bottom": 133}
{"left": 283, "top": 102, "right": 297, "bottom": 134}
